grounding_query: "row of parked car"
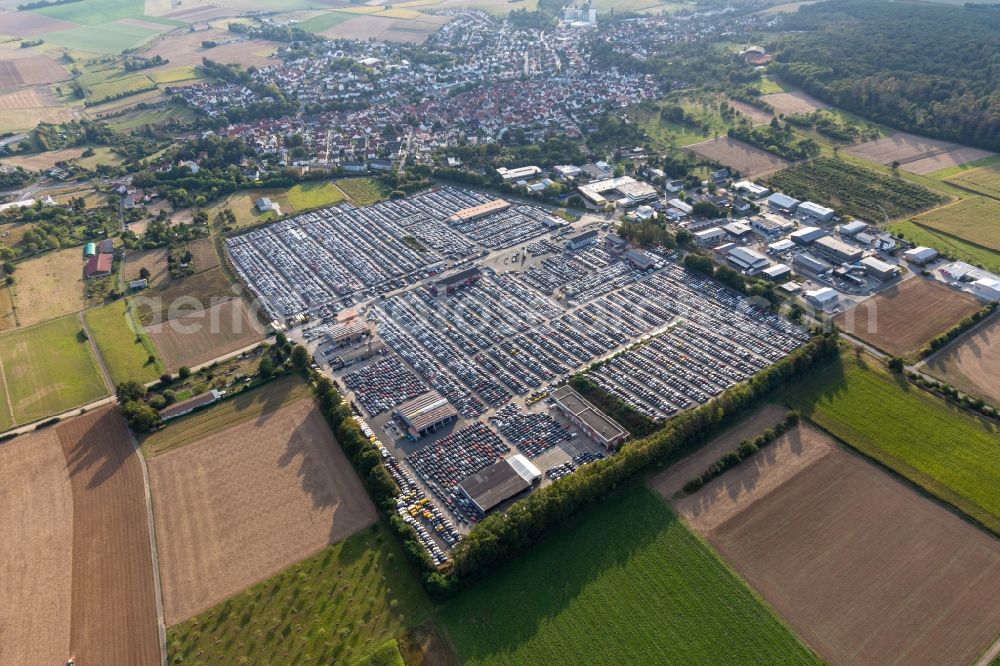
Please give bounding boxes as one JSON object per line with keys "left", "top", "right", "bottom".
{"left": 490, "top": 403, "right": 573, "bottom": 458}
{"left": 342, "top": 356, "right": 427, "bottom": 416}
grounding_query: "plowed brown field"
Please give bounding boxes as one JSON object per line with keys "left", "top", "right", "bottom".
{"left": 661, "top": 423, "right": 1000, "bottom": 666}
{"left": 148, "top": 398, "right": 376, "bottom": 625}
{"left": 58, "top": 406, "right": 160, "bottom": 665}
{"left": 1, "top": 408, "right": 160, "bottom": 664}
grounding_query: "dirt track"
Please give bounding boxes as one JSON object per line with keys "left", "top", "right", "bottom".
{"left": 58, "top": 406, "right": 161, "bottom": 665}
{"left": 149, "top": 399, "right": 377, "bottom": 625}
{"left": 676, "top": 424, "right": 1000, "bottom": 666}
{"left": 0, "top": 429, "right": 73, "bottom": 666}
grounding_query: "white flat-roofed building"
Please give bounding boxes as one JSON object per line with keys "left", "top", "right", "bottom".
{"left": 973, "top": 278, "right": 1000, "bottom": 301}
{"left": 553, "top": 164, "right": 583, "bottom": 179}
{"left": 577, "top": 176, "right": 657, "bottom": 209}
{"left": 727, "top": 246, "right": 770, "bottom": 273}
{"left": 762, "top": 263, "right": 791, "bottom": 280}
{"left": 667, "top": 198, "right": 693, "bottom": 214}
{"left": 694, "top": 227, "right": 726, "bottom": 245}
{"left": 723, "top": 220, "right": 752, "bottom": 238}
{"left": 903, "top": 246, "right": 939, "bottom": 265}
{"left": 799, "top": 201, "right": 836, "bottom": 222}
{"left": 733, "top": 180, "right": 771, "bottom": 199}
{"left": 497, "top": 165, "right": 542, "bottom": 181}
{"left": 804, "top": 287, "right": 838, "bottom": 309}
{"left": 751, "top": 213, "right": 795, "bottom": 239}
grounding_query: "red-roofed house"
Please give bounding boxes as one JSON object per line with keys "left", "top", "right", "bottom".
{"left": 85, "top": 253, "right": 113, "bottom": 279}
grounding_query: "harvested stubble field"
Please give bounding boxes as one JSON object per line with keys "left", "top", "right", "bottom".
{"left": 124, "top": 246, "right": 169, "bottom": 286}
{"left": 0, "top": 52, "right": 69, "bottom": 90}
{"left": 727, "top": 98, "right": 774, "bottom": 125}
{"left": 670, "top": 422, "right": 1000, "bottom": 666}
{"left": 10, "top": 246, "right": 88, "bottom": 326}
{"left": 321, "top": 12, "right": 449, "bottom": 43}
{"left": 835, "top": 277, "right": 980, "bottom": 358}
{"left": 141, "top": 29, "right": 280, "bottom": 69}
{"left": 946, "top": 162, "right": 1000, "bottom": 199}
{"left": 0, "top": 284, "right": 15, "bottom": 333}
{"left": 186, "top": 237, "right": 220, "bottom": 270}
{"left": 56, "top": 406, "right": 161, "bottom": 665}
{"left": 0, "top": 424, "right": 73, "bottom": 664}
{"left": 146, "top": 296, "right": 264, "bottom": 371}
{"left": 0, "top": 314, "right": 107, "bottom": 424}
{"left": 759, "top": 90, "right": 829, "bottom": 116}
{"left": 0, "top": 145, "right": 85, "bottom": 171}
{"left": 0, "top": 7, "right": 77, "bottom": 34}
{"left": 139, "top": 374, "right": 311, "bottom": 457}
{"left": 923, "top": 314, "right": 1000, "bottom": 405}
{"left": 782, "top": 355, "right": 1000, "bottom": 535}
{"left": 0, "top": 87, "right": 75, "bottom": 131}
{"left": 148, "top": 397, "right": 378, "bottom": 625}
{"left": 844, "top": 132, "right": 995, "bottom": 175}
{"left": 686, "top": 136, "right": 790, "bottom": 177}
{"left": 440, "top": 485, "right": 817, "bottom": 665}
{"left": 911, "top": 196, "right": 1000, "bottom": 251}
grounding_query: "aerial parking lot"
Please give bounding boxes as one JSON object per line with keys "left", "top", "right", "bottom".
{"left": 235, "top": 185, "right": 809, "bottom": 560}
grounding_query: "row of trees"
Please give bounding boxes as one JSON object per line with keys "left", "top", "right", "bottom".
{"left": 683, "top": 253, "right": 781, "bottom": 308}
{"left": 681, "top": 411, "right": 799, "bottom": 494}
{"left": 920, "top": 303, "right": 998, "bottom": 358}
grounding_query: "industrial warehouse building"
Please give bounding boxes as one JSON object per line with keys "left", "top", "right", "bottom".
{"left": 790, "top": 226, "right": 828, "bottom": 245}
{"left": 838, "top": 220, "right": 867, "bottom": 237}
{"left": 798, "top": 201, "right": 836, "bottom": 222}
{"left": 903, "top": 246, "right": 939, "bottom": 265}
{"left": 733, "top": 180, "right": 770, "bottom": 199}
{"left": 751, "top": 213, "right": 796, "bottom": 239}
{"left": 551, "top": 386, "right": 628, "bottom": 450}
{"left": 624, "top": 248, "right": 655, "bottom": 270}
{"left": 727, "top": 246, "right": 770, "bottom": 273}
{"left": 566, "top": 230, "right": 599, "bottom": 250}
{"left": 766, "top": 192, "right": 801, "bottom": 213}
{"left": 577, "top": 176, "right": 658, "bottom": 209}
{"left": 814, "top": 236, "right": 864, "bottom": 263}
{"left": 694, "top": 227, "right": 726, "bottom": 245}
{"left": 327, "top": 319, "right": 369, "bottom": 346}
{"left": 447, "top": 198, "right": 510, "bottom": 223}
{"left": 804, "top": 287, "right": 838, "bottom": 309}
{"left": 497, "top": 165, "right": 542, "bottom": 181}
{"left": 458, "top": 454, "right": 541, "bottom": 514}
{"left": 793, "top": 252, "right": 833, "bottom": 274}
{"left": 762, "top": 263, "right": 791, "bottom": 281}
{"left": 396, "top": 390, "right": 458, "bottom": 439}
{"left": 429, "top": 266, "right": 482, "bottom": 294}
{"left": 861, "top": 256, "right": 901, "bottom": 281}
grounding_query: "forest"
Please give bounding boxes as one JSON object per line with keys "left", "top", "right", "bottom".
{"left": 770, "top": 0, "right": 1000, "bottom": 151}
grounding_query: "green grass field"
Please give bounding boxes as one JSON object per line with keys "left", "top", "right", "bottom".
{"left": 73, "top": 146, "right": 124, "bottom": 170}
{"left": 297, "top": 10, "right": 357, "bottom": 33}
{"left": 0, "top": 364, "right": 12, "bottom": 432}
{"left": 139, "top": 374, "right": 310, "bottom": 457}
{"left": 84, "top": 73, "right": 156, "bottom": 103}
{"left": 33, "top": 0, "right": 145, "bottom": 24}
{"left": 148, "top": 65, "right": 201, "bottom": 84}
{"left": 167, "top": 520, "right": 433, "bottom": 665}
{"left": 630, "top": 97, "right": 735, "bottom": 149}
{"left": 440, "top": 486, "right": 817, "bottom": 666}
{"left": 38, "top": 23, "right": 162, "bottom": 53}
{"left": 0, "top": 314, "right": 107, "bottom": 424}
{"left": 781, "top": 355, "right": 1000, "bottom": 534}
{"left": 911, "top": 196, "right": 1000, "bottom": 251}
{"left": 891, "top": 219, "right": 1000, "bottom": 272}
{"left": 286, "top": 181, "right": 346, "bottom": 209}
{"left": 336, "top": 177, "right": 390, "bottom": 206}
{"left": 105, "top": 106, "right": 196, "bottom": 132}
{"left": 351, "top": 639, "right": 406, "bottom": 666}
{"left": 84, "top": 299, "right": 163, "bottom": 386}
{"left": 945, "top": 163, "right": 1000, "bottom": 199}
